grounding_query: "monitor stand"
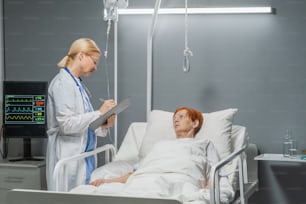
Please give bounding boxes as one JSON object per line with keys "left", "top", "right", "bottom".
{"left": 9, "top": 138, "right": 45, "bottom": 162}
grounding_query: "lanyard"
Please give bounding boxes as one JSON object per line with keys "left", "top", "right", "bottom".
{"left": 64, "top": 67, "right": 93, "bottom": 112}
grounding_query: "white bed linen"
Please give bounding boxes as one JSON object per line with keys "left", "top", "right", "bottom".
{"left": 71, "top": 138, "right": 234, "bottom": 204}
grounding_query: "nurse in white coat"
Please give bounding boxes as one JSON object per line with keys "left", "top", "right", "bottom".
{"left": 46, "top": 38, "right": 116, "bottom": 191}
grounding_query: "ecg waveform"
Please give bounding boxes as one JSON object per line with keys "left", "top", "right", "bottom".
{"left": 6, "top": 106, "right": 32, "bottom": 113}
{"left": 5, "top": 98, "right": 33, "bottom": 105}
{"left": 5, "top": 95, "right": 46, "bottom": 124}
{"left": 6, "top": 114, "right": 32, "bottom": 121}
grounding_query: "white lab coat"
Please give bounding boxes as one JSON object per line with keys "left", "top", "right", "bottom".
{"left": 46, "top": 68, "right": 107, "bottom": 191}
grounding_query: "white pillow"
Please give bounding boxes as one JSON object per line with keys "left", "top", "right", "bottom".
{"left": 138, "top": 108, "right": 238, "bottom": 159}
{"left": 197, "top": 108, "right": 238, "bottom": 159}
{"left": 138, "top": 110, "right": 175, "bottom": 159}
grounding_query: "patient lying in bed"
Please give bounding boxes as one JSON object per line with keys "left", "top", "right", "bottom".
{"left": 71, "top": 107, "right": 234, "bottom": 204}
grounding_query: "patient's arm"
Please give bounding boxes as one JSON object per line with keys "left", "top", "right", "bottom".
{"left": 199, "top": 175, "right": 210, "bottom": 189}
{"left": 90, "top": 172, "right": 133, "bottom": 187}
{"left": 204, "top": 178, "right": 210, "bottom": 189}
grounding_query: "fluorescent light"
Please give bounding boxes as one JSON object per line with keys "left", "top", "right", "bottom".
{"left": 118, "top": 7, "right": 274, "bottom": 15}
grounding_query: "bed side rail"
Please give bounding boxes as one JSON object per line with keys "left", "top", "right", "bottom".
{"left": 210, "top": 143, "right": 248, "bottom": 204}
{"left": 53, "top": 144, "right": 116, "bottom": 192}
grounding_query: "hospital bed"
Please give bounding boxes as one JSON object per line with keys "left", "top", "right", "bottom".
{"left": 7, "top": 109, "right": 258, "bottom": 204}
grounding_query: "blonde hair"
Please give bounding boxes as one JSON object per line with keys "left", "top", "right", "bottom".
{"left": 57, "top": 38, "right": 101, "bottom": 68}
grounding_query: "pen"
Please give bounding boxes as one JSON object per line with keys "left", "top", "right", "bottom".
{"left": 99, "top": 98, "right": 105, "bottom": 103}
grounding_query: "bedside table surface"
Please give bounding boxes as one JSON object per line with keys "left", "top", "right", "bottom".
{"left": 0, "top": 159, "right": 45, "bottom": 167}
{"left": 254, "top": 153, "right": 306, "bottom": 163}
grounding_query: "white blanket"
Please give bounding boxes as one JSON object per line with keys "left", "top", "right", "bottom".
{"left": 71, "top": 138, "right": 234, "bottom": 204}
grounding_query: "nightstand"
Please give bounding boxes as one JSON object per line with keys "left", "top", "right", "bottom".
{"left": 0, "top": 160, "right": 46, "bottom": 204}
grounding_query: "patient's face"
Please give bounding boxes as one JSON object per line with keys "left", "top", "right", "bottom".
{"left": 173, "top": 109, "right": 197, "bottom": 138}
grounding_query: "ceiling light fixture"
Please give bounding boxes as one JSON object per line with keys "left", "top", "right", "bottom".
{"left": 118, "top": 7, "right": 274, "bottom": 15}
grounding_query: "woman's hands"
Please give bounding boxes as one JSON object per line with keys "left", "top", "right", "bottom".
{"left": 99, "top": 99, "right": 116, "bottom": 114}
{"left": 102, "top": 115, "right": 115, "bottom": 128}
{"left": 99, "top": 99, "right": 116, "bottom": 128}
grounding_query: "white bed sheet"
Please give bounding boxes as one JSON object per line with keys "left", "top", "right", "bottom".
{"left": 71, "top": 138, "right": 234, "bottom": 204}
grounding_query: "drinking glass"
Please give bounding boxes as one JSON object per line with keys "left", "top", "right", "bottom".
{"left": 289, "top": 139, "right": 297, "bottom": 158}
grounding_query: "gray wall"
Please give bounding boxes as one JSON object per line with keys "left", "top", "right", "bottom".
{"left": 0, "top": 0, "right": 3, "bottom": 159}
{"left": 2, "top": 0, "right": 306, "bottom": 203}
{"left": 3, "top": 0, "right": 114, "bottom": 157}
{"left": 117, "top": 3, "right": 306, "bottom": 203}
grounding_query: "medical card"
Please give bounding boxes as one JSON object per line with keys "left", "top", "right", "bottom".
{"left": 89, "top": 97, "right": 130, "bottom": 130}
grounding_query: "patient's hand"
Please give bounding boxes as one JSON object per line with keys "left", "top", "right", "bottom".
{"left": 90, "top": 178, "right": 106, "bottom": 187}
{"left": 90, "top": 172, "right": 133, "bottom": 187}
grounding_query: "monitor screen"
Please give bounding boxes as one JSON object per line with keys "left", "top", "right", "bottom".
{"left": 3, "top": 81, "right": 48, "bottom": 138}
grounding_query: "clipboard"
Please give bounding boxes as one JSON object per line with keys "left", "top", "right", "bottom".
{"left": 89, "top": 97, "right": 130, "bottom": 131}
